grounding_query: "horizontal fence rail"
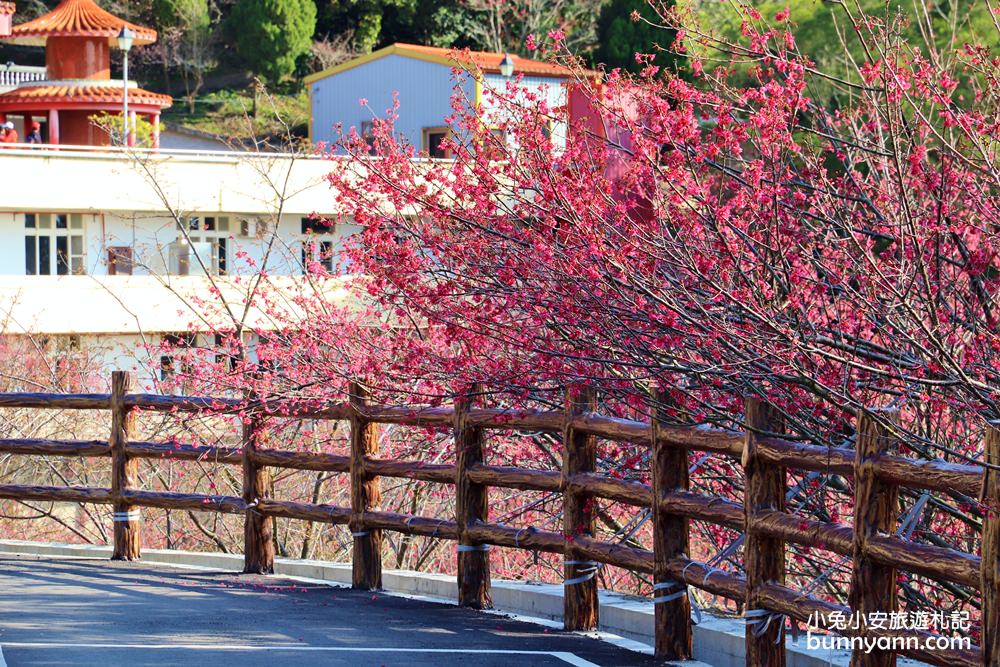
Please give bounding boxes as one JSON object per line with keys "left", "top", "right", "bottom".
{"left": 0, "top": 371, "right": 992, "bottom": 667}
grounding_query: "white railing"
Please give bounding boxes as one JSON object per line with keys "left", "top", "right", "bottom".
{"left": 0, "top": 142, "right": 452, "bottom": 164}
{"left": 0, "top": 65, "right": 46, "bottom": 89}
{"left": 0, "top": 142, "right": 330, "bottom": 162}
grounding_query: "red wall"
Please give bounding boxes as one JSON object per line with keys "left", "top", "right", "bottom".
{"left": 59, "top": 109, "right": 111, "bottom": 146}
{"left": 46, "top": 37, "right": 110, "bottom": 80}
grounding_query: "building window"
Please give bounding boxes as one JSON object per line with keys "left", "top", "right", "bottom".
{"left": 422, "top": 127, "right": 452, "bottom": 159}
{"left": 301, "top": 217, "right": 333, "bottom": 234}
{"left": 55, "top": 334, "right": 80, "bottom": 352}
{"left": 214, "top": 333, "right": 238, "bottom": 371}
{"left": 25, "top": 213, "right": 85, "bottom": 275}
{"left": 541, "top": 119, "right": 553, "bottom": 141}
{"left": 178, "top": 215, "right": 230, "bottom": 275}
{"left": 302, "top": 239, "right": 334, "bottom": 273}
{"left": 107, "top": 246, "right": 133, "bottom": 275}
{"left": 160, "top": 355, "right": 174, "bottom": 382}
{"left": 168, "top": 242, "right": 191, "bottom": 275}
{"left": 240, "top": 218, "right": 261, "bottom": 239}
{"left": 37, "top": 335, "right": 81, "bottom": 353}
{"left": 160, "top": 332, "right": 197, "bottom": 381}
{"left": 360, "top": 120, "right": 377, "bottom": 154}
{"left": 47, "top": 334, "right": 83, "bottom": 388}
{"left": 301, "top": 216, "right": 336, "bottom": 274}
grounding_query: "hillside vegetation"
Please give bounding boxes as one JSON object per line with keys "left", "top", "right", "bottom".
{"left": 1, "top": 0, "right": 989, "bottom": 142}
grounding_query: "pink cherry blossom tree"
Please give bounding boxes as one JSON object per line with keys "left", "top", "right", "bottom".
{"left": 147, "top": 0, "right": 997, "bottom": 627}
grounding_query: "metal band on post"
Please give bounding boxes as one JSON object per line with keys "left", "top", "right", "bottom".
{"left": 563, "top": 559, "right": 602, "bottom": 586}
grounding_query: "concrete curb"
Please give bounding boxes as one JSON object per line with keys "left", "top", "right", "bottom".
{"left": 0, "top": 540, "right": 900, "bottom": 666}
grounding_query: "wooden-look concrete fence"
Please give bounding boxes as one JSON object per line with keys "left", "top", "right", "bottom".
{"left": 0, "top": 371, "right": 995, "bottom": 667}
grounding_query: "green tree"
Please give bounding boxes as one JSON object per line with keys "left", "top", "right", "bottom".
{"left": 154, "top": 0, "right": 215, "bottom": 111}
{"left": 686, "top": 0, "right": 995, "bottom": 105}
{"left": 89, "top": 112, "right": 162, "bottom": 148}
{"left": 377, "top": 0, "right": 479, "bottom": 50}
{"left": 319, "top": 0, "right": 418, "bottom": 53}
{"left": 153, "top": 0, "right": 210, "bottom": 28}
{"left": 462, "top": 0, "right": 605, "bottom": 56}
{"left": 318, "top": 0, "right": 606, "bottom": 56}
{"left": 593, "top": 0, "right": 679, "bottom": 73}
{"left": 230, "top": 0, "right": 317, "bottom": 83}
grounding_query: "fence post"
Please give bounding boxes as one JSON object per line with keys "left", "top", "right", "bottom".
{"left": 455, "top": 382, "right": 491, "bottom": 609}
{"left": 563, "top": 385, "right": 598, "bottom": 631}
{"left": 743, "top": 397, "right": 786, "bottom": 667}
{"left": 651, "top": 388, "right": 692, "bottom": 660}
{"left": 981, "top": 423, "right": 1000, "bottom": 666}
{"left": 242, "top": 386, "right": 274, "bottom": 574}
{"left": 110, "top": 370, "right": 140, "bottom": 560}
{"left": 849, "top": 410, "right": 899, "bottom": 667}
{"left": 349, "top": 381, "right": 382, "bottom": 590}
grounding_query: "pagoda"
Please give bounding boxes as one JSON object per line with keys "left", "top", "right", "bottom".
{"left": 0, "top": 0, "right": 171, "bottom": 146}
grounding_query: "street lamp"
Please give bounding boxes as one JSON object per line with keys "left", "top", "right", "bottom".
{"left": 499, "top": 52, "right": 515, "bottom": 77}
{"left": 117, "top": 26, "right": 134, "bottom": 147}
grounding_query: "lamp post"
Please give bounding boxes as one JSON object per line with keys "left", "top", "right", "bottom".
{"left": 499, "top": 53, "right": 515, "bottom": 77}
{"left": 117, "top": 26, "right": 134, "bottom": 147}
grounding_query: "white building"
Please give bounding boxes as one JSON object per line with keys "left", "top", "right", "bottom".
{"left": 306, "top": 43, "right": 575, "bottom": 156}
{"left": 0, "top": 0, "right": 363, "bottom": 388}
{"left": 1, "top": 145, "right": 357, "bottom": 276}
{"left": 0, "top": 145, "right": 357, "bottom": 385}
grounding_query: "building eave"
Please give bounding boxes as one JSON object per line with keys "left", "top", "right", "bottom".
{"left": 304, "top": 43, "right": 580, "bottom": 86}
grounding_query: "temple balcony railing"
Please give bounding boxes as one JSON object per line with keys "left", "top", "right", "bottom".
{"left": 0, "top": 64, "right": 46, "bottom": 91}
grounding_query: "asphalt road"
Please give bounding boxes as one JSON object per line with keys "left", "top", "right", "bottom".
{"left": 0, "top": 556, "right": 661, "bottom": 667}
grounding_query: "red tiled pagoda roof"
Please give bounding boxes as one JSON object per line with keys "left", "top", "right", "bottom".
{"left": 0, "top": 83, "right": 171, "bottom": 108}
{"left": 7, "top": 0, "right": 157, "bottom": 46}
{"left": 0, "top": 2, "right": 16, "bottom": 16}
